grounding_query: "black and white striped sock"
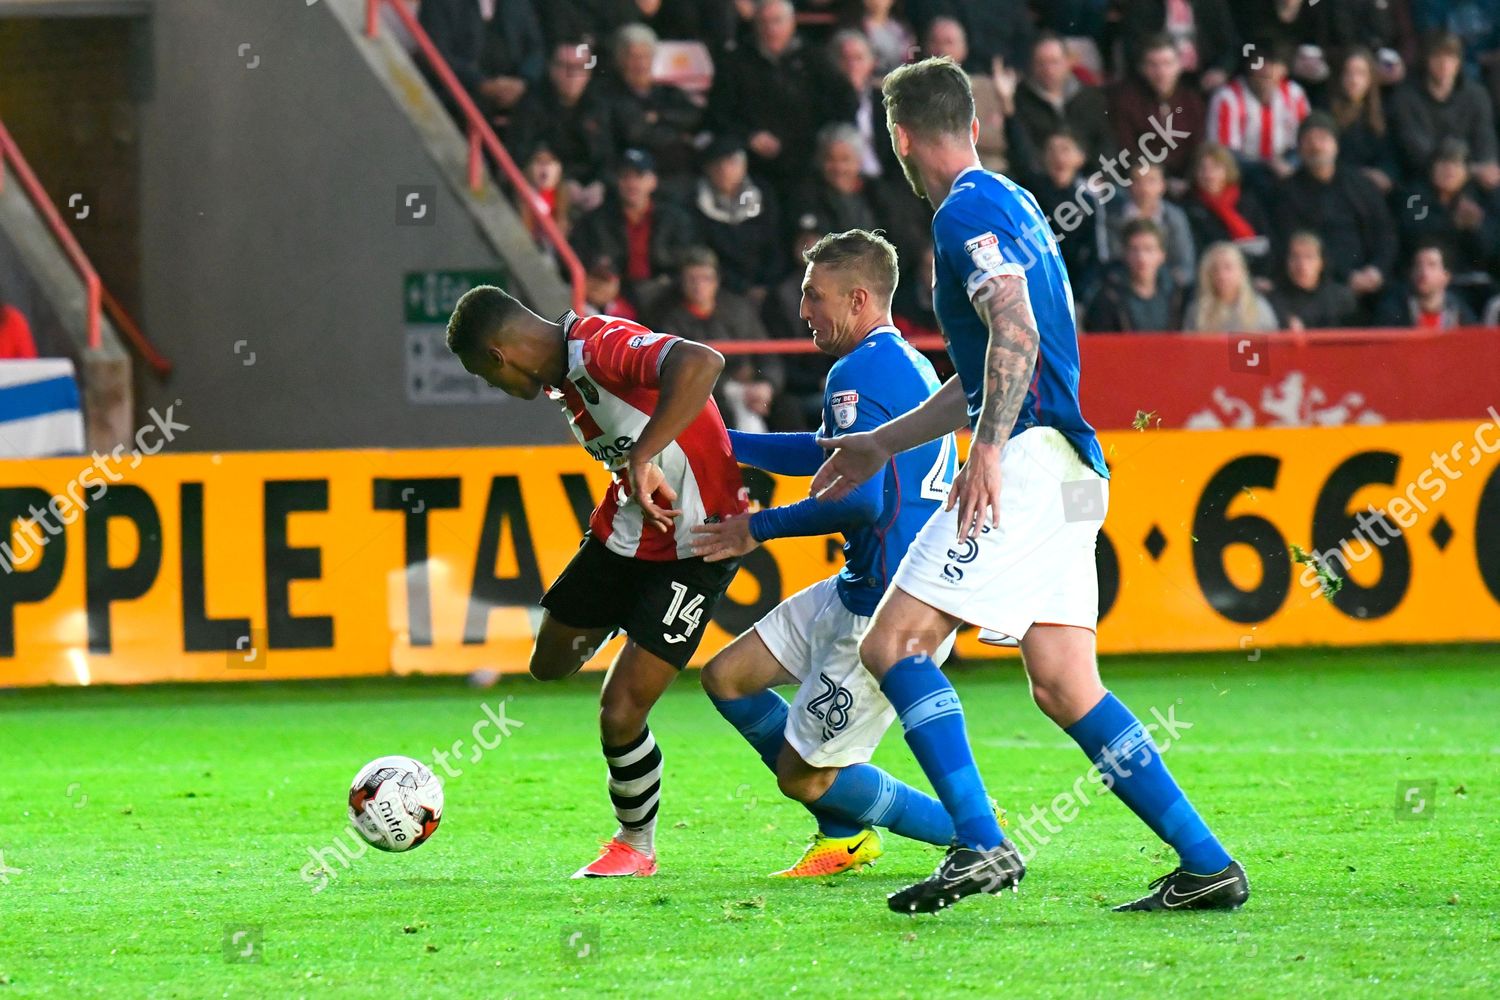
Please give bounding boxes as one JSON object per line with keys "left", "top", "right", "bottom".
{"left": 604, "top": 727, "right": 661, "bottom": 855}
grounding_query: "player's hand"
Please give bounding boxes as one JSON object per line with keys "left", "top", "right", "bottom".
{"left": 626, "top": 460, "right": 682, "bottom": 533}
{"left": 690, "top": 513, "right": 758, "bottom": 562}
{"left": 947, "top": 441, "right": 1002, "bottom": 540}
{"left": 811, "top": 431, "right": 891, "bottom": 502}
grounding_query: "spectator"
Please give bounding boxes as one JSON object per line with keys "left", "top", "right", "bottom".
{"left": 791, "top": 123, "right": 927, "bottom": 263}
{"left": 1182, "top": 143, "right": 1271, "bottom": 274}
{"left": 571, "top": 148, "right": 697, "bottom": 306}
{"left": 1205, "top": 38, "right": 1310, "bottom": 187}
{"left": 893, "top": 240, "right": 940, "bottom": 341}
{"left": 582, "top": 255, "right": 637, "bottom": 319}
{"left": 1396, "top": 138, "right": 1500, "bottom": 274}
{"left": 418, "top": 0, "right": 545, "bottom": 119}
{"left": 508, "top": 42, "right": 615, "bottom": 187}
{"left": 1485, "top": 290, "right": 1500, "bottom": 326}
{"left": 1388, "top": 30, "right": 1500, "bottom": 188}
{"left": 1272, "top": 113, "right": 1397, "bottom": 300}
{"left": 706, "top": 0, "right": 830, "bottom": 197}
{"left": 850, "top": 0, "right": 917, "bottom": 78}
{"left": 1084, "top": 219, "right": 1187, "bottom": 332}
{"left": 1373, "top": 242, "right": 1479, "bottom": 328}
{"left": 652, "top": 247, "right": 794, "bottom": 430}
{"left": 1323, "top": 0, "right": 1419, "bottom": 85}
{"left": 518, "top": 144, "right": 573, "bottom": 248}
{"left": 762, "top": 220, "right": 836, "bottom": 424}
{"left": 619, "top": 0, "right": 706, "bottom": 40}
{"left": 601, "top": 24, "right": 702, "bottom": 178}
{"left": 1269, "top": 230, "right": 1359, "bottom": 329}
{"left": 536, "top": 0, "right": 623, "bottom": 50}
{"left": 827, "top": 30, "right": 899, "bottom": 181}
{"left": 922, "top": 17, "right": 1030, "bottom": 179}
{"left": 1107, "top": 34, "right": 1206, "bottom": 188}
{"left": 1412, "top": 0, "right": 1500, "bottom": 81}
{"left": 1100, "top": 160, "right": 1196, "bottom": 289}
{"left": 1326, "top": 47, "right": 1399, "bottom": 194}
{"left": 1013, "top": 32, "right": 1115, "bottom": 175}
{"left": 1031, "top": 130, "right": 1102, "bottom": 302}
{"left": 1184, "top": 242, "right": 1280, "bottom": 331}
{"left": 906, "top": 0, "right": 1035, "bottom": 71}
{"left": 1116, "top": 0, "right": 1240, "bottom": 91}
{"left": 0, "top": 285, "right": 37, "bottom": 359}
{"left": 691, "top": 135, "right": 783, "bottom": 298}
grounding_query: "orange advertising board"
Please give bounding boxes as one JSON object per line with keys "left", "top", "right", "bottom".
{"left": 1, "top": 418, "right": 1497, "bottom": 687}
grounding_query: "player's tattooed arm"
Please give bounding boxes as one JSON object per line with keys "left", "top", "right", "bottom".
{"left": 946, "top": 275, "right": 1039, "bottom": 539}
{"left": 973, "top": 275, "right": 1040, "bottom": 448}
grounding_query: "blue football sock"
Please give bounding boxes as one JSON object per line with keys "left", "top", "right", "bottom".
{"left": 1066, "top": 692, "right": 1232, "bottom": 874}
{"left": 880, "top": 656, "right": 1004, "bottom": 850}
{"left": 708, "top": 690, "right": 862, "bottom": 838}
{"left": 813, "top": 763, "right": 955, "bottom": 846}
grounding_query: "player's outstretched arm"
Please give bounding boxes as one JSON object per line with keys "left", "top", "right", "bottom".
{"left": 628, "top": 341, "right": 725, "bottom": 532}
{"left": 809, "top": 375, "right": 967, "bottom": 502}
{"left": 949, "top": 274, "right": 1040, "bottom": 539}
{"left": 726, "top": 429, "right": 825, "bottom": 477}
{"left": 691, "top": 479, "right": 883, "bottom": 562}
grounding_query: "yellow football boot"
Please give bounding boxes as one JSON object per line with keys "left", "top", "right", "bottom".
{"left": 771, "top": 828, "right": 884, "bottom": 877}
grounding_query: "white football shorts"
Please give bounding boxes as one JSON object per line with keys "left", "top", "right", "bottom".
{"left": 754, "top": 575, "right": 953, "bottom": 768}
{"left": 891, "top": 427, "right": 1108, "bottom": 645}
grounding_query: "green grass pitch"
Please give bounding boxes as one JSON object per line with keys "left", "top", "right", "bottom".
{"left": 1, "top": 646, "right": 1495, "bottom": 998}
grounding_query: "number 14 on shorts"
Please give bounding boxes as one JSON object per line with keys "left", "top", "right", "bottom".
{"left": 661, "top": 582, "right": 705, "bottom": 645}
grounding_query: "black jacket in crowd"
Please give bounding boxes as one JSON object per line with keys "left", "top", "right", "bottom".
{"left": 1272, "top": 166, "right": 1397, "bottom": 282}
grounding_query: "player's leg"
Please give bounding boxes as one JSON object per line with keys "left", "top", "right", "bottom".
{"left": 528, "top": 611, "right": 612, "bottom": 681}
{"left": 575, "top": 548, "right": 742, "bottom": 878}
{"left": 1022, "top": 624, "right": 1246, "bottom": 910}
{"left": 700, "top": 629, "right": 866, "bottom": 841}
{"left": 859, "top": 586, "right": 1006, "bottom": 853}
{"left": 701, "top": 579, "right": 870, "bottom": 848}
{"left": 573, "top": 638, "right": 678, "bottom": 878}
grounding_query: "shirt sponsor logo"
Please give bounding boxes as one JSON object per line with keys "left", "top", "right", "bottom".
{"left": 964, "top": 231, "right": 1007, "bottom": 275}
{"left": 572, "top": 376, "right": 600, "bottom": 405}
{"left": 830, "top": 389, "right": 859, "bottom": 430}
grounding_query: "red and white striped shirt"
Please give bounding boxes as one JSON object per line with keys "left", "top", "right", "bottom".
{"left": 1207, "top": 78, "right": 1310, "bottom": 163}
{"left": 549, "top": 312, "right": 747, "bottom": 561}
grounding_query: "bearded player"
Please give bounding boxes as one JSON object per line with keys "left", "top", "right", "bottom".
{"left": 691, "top": 229, "right": 962, "bottom": 877}
{"left": 446, "top": 287, "right": 747, "bottom": 878}
{"left": 812, "top": 58, "right": 1247, "bottom": 913}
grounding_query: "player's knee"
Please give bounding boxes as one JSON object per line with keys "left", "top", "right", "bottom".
{"left": 528, "top": 649, "right": 573, "bottom": 682}
{"left": 700, "top": 651, "right": 754, "bottom": 700}
{"left": 598, "top": 698, "right": 648, "bottom": 746}
{"left": 858, "top": 631, "right": 901, "bottom": 677}
{"left": 776, "top": 765, "right": 834, "bottom": 805}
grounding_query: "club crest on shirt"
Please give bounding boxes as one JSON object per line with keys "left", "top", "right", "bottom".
{"left": 964, "top": 231, "right": 1006, "bottom": 274}
{"left": 831, "top": 389, "right": 859, "bottom": 429}
{"left": 573, "top": 376, "right": 599, "bottom": 405}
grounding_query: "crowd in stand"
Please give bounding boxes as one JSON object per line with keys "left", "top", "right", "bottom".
{"left": 419, "top": 0, "right": 1500, "bottom": 430}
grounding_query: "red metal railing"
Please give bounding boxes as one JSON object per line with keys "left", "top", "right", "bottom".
{"left": 365, "top": 0, "right": 587, "bottom": 315}
{"left": 0, "top": 118, "right": 172, "bottom": 375}
{"left": 702, "top": 325, "right": 1470, "bottom": 355}
{"left": 0, "top": 118, "right": 100, "bottom": 350}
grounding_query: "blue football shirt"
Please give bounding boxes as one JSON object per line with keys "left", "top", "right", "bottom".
{"left": 931, "top": 167, "right": 1109, "bottom": 478}
{"left": 823, "top": 328, "right": 956, "bottom": 615}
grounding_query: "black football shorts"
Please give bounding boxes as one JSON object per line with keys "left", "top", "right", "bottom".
{"left": 539, "top": 534, "right": 741, "bottom": 669}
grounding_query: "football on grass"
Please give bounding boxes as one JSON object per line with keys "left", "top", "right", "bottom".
{"left": 348, "top": 755, "right": 444, "bottom": 852}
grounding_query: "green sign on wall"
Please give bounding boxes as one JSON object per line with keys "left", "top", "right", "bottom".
{"left": 404, "top": 269, "right": 507, "bottom": 404}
